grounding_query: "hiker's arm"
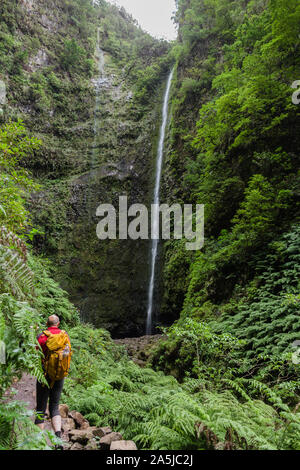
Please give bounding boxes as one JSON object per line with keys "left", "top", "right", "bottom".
{"left": 66, "top": 332, "right": 71, "bottom": 348}
{"left": 36, "top": 333, "right": 47, "bottom": 353}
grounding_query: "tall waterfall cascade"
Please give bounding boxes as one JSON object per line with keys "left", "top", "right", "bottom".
{"left": 88, "top": 29, "right": 106, "bottom": 221}
{"left": 146, "top": 69, "right": 174, "bottom": 335}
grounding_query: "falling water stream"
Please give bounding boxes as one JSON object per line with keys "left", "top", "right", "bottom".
{"left": 146, "top": 69, "right": 174, "bottom": 335}
{"left": 88, "top": 29, "right": 106, "bottom": 221}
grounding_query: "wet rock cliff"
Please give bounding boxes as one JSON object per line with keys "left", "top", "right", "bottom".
{"left": 0, "top": 0, "right": 171, "bottom": 336}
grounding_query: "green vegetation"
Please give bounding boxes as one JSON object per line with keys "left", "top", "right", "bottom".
{"left": 0, "top": 120, "right": 41, "bottom": 234}
{"left": 0, "top": 240, "right": 80, "bottom": 448}
{"left": 0, "top": 0, "right": 170, "bottom": 176}
{"left": 162, "top": 0, "right": 300, "bottom": 374}
{"left": 157, "top": 0, "right": 300, "bottom": 449}
{"left": 0, "top": 225, "right": 80, "bottom": 449}
{"left": 0, "top": 118, "right": 79, "bottom": 448}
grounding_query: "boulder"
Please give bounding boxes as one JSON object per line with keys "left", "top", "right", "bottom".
{"left": 62, "top": 442, "right": 73, "bottom": 451}
{"left": 84, "top": 439, "right": 99, "bottom": 450}
{"left": 70, "top": 442, "right": 84, "bottom": 450}
{"left": 62, "top": 417, "right": 76, "bottom": 433}
{"left": 92, "top": 426, "right": 112, "bottom": 438}
{"left": 69, "top": 429, "right": 94, "bottom": 445}
{"left": 110, "top": 440, "right": 137, "bottom": 450}
{"left": 101, "top": 426, "right": 113, "bottom": 435}
{"left": 59, "top": 404, "right": 69, "bottom": 418}
{"left": 99, "top": 432, "right": 123, "bottom": 450}
{"left": 69, "top": 410, "right": 89, "bottom": 429}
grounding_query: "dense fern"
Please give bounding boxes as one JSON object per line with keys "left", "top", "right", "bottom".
{"left": 0, "top": 400, "right": 59, "bottom": 450}
{"left": 62, "top": 326, "right": 300, "bottom": 451}
{"left": 0, "top": 244, "right": 34, "bottom": 300}
{"left": 0, "top": 228, "right": 81, "bottom": 450}
{"left": 215, "top": 227, "right": 300, "bottom": 363}
{"left": 0, "top": 294, "right": 46, "bottom": 389}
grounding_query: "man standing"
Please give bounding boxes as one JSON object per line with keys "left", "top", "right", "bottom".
{"left": 35, "top": 315, "right": 72, "bottom": 446}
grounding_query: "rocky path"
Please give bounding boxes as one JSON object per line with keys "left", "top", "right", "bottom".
{"left": 5, "top": 374, "right": 53, "bottom": 434}
{"left": 6, "top": 375, "right": 137, "bottom": 450}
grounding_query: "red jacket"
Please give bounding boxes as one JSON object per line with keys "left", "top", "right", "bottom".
{"left": 37, "top": 326, "right": 63, "bottom": 356}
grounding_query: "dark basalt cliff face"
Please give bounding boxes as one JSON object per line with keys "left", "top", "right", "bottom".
{"left": 1, "top": 0, "right": 171, "bottom": 337}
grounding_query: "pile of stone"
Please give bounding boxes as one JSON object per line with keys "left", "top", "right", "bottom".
{"left": 114, "top": 334, "right": 165, "bottom": 367}
{"left": 59, "top": 404, "right": 137, "bottom": 451}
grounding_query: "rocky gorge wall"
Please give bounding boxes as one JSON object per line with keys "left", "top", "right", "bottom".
{"left": 0, "top": 0, "right": 171, "bottom": 337}
{"left": 31, "top": 51, "right": 166, "bottom": 338}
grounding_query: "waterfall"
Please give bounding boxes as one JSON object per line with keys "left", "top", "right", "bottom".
{"left": 146, "top": 69, "right": 174, "bottom": 335}
{"left": 88, "top": 28, "right": 105, "bottom": 221}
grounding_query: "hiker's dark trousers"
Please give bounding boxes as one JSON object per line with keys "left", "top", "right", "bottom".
{"left": 35, "top": 377, "right": 64, "bottom": 424}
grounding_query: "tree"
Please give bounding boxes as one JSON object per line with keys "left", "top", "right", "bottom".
{"left": 60, "top": 38, "right": 85, "bottom": 72}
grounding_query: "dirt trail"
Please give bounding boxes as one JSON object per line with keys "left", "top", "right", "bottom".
{"left": 9, "top": 374, "right": 37, "bottom": 411}
{"left": 6, "top": 374, "right": 67, "bottom": 440}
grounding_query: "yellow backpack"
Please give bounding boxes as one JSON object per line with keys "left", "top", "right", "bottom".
{"left": 43, "top": 330, "right": 72, "bottom": 387}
